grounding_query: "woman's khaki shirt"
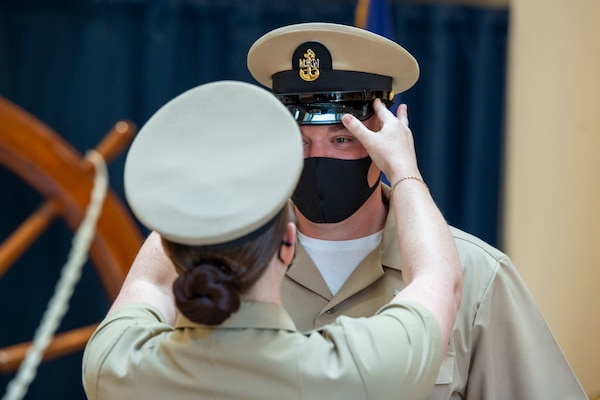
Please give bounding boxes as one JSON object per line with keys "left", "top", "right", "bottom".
{"left": 83, "top": 300, "right": 442, "bottom": 400}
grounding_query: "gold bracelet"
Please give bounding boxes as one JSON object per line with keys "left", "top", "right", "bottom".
{"left": 391, "top": 176, "right": 429, "bottom": 195}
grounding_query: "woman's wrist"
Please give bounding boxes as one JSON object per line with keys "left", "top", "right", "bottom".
{"left": 390, "top": 176, "right": 429, "bottom": 196}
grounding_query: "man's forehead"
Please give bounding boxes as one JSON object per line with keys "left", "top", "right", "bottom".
{"left": 300, "top": 123, "right": 347, "bottom": 135}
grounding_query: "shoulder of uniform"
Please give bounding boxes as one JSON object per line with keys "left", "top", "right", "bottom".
{"left": 449, "top": 226, "right": 509, "bottom": 263}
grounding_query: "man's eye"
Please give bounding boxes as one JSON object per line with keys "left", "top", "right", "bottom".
{"left": 334, "top": 137, "right": 349, "bottom": 144}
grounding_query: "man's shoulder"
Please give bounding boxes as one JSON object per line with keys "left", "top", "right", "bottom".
{"left": 448, "top": 227, "right": 519, "bottom": 312}
{"left": 449, "top": 226, "right": 508, "bottom": 261}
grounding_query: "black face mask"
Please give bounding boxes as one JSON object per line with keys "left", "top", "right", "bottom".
{"left": 291, "top": 156, "right": 379, "bottom": 224}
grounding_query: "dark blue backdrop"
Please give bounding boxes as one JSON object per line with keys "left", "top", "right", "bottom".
{"left": 0, "top": 1, "right": 508, "bottom": 398}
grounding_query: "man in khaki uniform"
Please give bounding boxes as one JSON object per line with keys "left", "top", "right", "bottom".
{"left": 246, "top": 23, "right": 588, "bottom": 399}
{"left": 82, "top": 80, "right": 463, "bottom": 399}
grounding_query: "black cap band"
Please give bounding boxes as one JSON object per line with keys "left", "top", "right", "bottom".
{"left": 272, "top": 70, "right": 393, "bottom": 94}
{"left": 276, "top": 90, "right": 394, "bottom": 105}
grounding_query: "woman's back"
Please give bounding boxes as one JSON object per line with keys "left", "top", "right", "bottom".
{"left": 84, "top": 301, "right": 441, "bottom": 400}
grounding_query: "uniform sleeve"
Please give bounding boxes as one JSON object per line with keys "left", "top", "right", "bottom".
{"left": 466, "top": 256, "right": 587, "bottom": 400}
{"left": 320, "top": 301, "right": 443, "bottom": 399}
{"left": 81, "top": 304, "right": 173, "bottom": 400}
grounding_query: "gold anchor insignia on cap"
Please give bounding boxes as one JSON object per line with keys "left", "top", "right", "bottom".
{"left": 298, "top": 49, "right": 320, "bottom": 82}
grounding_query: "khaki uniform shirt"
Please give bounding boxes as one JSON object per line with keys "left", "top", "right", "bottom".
{"left": 283, "top": 186, "right": 587, "bottom": 399}
{"left": 82, "top": 300, "right": 442, "bottom": 400}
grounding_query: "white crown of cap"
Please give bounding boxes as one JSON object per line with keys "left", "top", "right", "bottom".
{"left": 247, "top": 22, "right": 419, "bottom": 94}
{"left": 124, "top": 81, "right": 303, "bottom": 246}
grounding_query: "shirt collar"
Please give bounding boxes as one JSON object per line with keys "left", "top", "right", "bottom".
{"left": 175, "top": 301, "right": 297, "bottom": 331}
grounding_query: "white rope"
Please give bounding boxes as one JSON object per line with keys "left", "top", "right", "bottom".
{"left": 2, "top": 150, "right": 109, "bottom": 400}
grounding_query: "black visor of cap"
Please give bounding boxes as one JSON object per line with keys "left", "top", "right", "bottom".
{"left": 272, "top": 41, "right": 395, "bottom": 125}
{"left": 280, "top": 95, "right": 393, "bottom": 125}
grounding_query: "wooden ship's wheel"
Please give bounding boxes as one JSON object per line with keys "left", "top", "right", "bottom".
{"left": 0, "top": 97, "right": 144, "bottom": 373}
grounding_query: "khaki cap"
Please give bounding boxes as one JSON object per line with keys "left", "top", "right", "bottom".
{"left": 124, "top": 81, "right": 303, "bottom": 246}
{"left": 247, "top": 22, "right": 419, "bottom": 95}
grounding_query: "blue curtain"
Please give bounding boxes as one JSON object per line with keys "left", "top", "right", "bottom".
{"left": 390, "top": 3, "right": 509, "bottom": 248}
{"left": 0, "top": 1, "right": 508, "bottom": 398}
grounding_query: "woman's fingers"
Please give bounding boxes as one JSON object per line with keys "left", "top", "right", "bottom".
{"left": 397, "top": 103, "right": 409, "bottom": 128}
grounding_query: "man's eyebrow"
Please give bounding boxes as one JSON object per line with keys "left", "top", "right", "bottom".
{"left": 329, "top": 124, "right": 346, "bottom": 133}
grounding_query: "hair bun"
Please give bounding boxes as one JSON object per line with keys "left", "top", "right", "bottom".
{"left": 173, "top": 263, "right": 241, "bottom": 325}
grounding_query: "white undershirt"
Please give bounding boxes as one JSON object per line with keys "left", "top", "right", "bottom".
{"left": 297, "top": 230, "right": 383, "bottom": 295}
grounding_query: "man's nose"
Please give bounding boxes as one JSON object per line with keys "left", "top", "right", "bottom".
{"left": 304, "top": 141, "right": 330, "bottom": 158}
